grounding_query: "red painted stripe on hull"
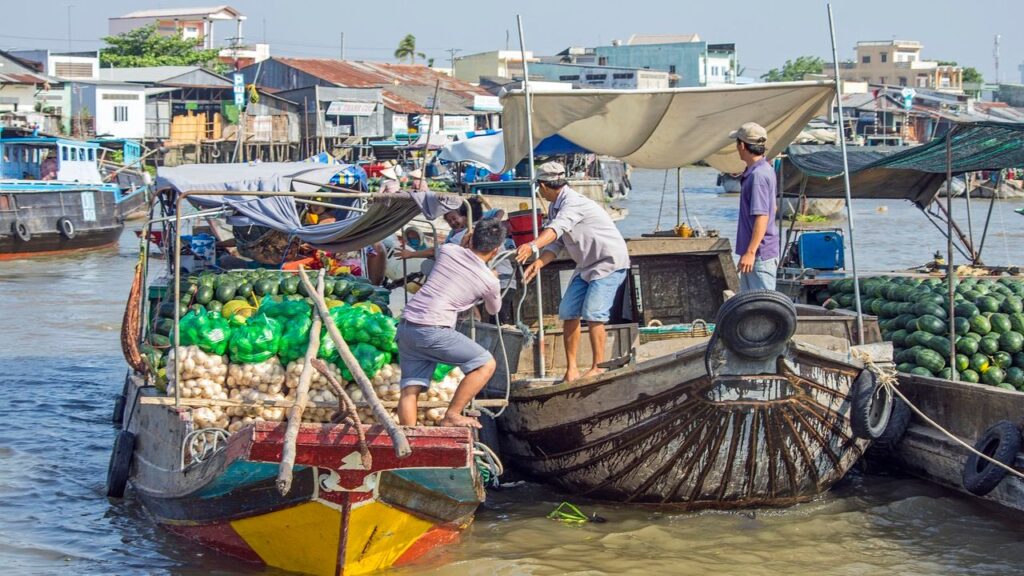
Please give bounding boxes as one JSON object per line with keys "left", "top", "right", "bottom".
{"left": 163, "top": 521, "right": 264, "bottom": 565}
{"left": 393, "top": 524, "right": 464, "bottom": 568}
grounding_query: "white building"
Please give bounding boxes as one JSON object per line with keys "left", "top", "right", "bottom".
{"left": 453, "top": 50, "right": 539, "bottom": 83}
{"left": 70, "top": 82, "right": 147, "bottom": 139}
{"left": 108, "top": 5, "right": 246, "bottom": 50}
{"left": 8, "top": 50, "right": 99, "bottom": 80}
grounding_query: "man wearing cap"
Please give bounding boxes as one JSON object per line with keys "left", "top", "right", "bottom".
{"left": 516, "top": 161, "right": 630, "bottom": 382}
{"left": 730, "top": 122, "right": 779, "bottom": 291}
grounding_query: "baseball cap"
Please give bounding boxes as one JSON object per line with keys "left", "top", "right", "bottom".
{"left": 536, "top": 161, "right": 566, "bottom": 182}
{"left": 729, "top": 122, "right": 768, "bottom": 145}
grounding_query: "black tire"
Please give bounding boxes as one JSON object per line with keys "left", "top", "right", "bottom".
{"left": 714, "top": 289, "right": 797, "bottom": 360}
{"left": 106, "top": 429, "right": 136, "bottom": 498}
{"left": 850, "top": 370, "right": 893, "bottom": 440}
{"left": 11, "top": 220, "right": 30, "bottom": 242}
{"left": 870, "top": 396, "right": 912, "bottom": 454}
{"left": 962, "top": 420, "right": 1022, "bottom": 497}
{"left": 57, "top": 217, "right": 76, "bottom": 239}
{"left": 113, "top": 371, "right": 131, "bottom": 427}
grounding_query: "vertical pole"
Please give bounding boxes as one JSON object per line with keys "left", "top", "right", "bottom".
{"left": 777, "top": 157, "right": 785, "bottom": 256}
{"left": 421, "top": 80, "right": 441, "bottom": 174}
{"left": 827, "top": 4, "right": 864, "bottom": 345}
{"left": 977, "top": 171, "right": 1000, "bottom": 265}
{"left": 675, "top": 167, "right": 681, "bottom": 228}
{"left": 517, "top": 14, "right": 545, "bottom": 378}
{"left": 340, "top": 32, "right": 345, "bottom": 60}
{"left": 965, "top": 171, "right": 975, "bottom": 260}
{"left": 945, "top": 129, "right": 957, "bottom": 380}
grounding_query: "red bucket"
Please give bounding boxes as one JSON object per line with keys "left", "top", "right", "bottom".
{"left": 506, "top": 209, "right": 544, "bottom": 247}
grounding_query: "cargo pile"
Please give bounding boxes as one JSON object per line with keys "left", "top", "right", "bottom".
{"left": 145, "top": 270, "right": 465, "bottom": 429}
{"left": 817, "top": 276, "right": 1024, "bottom": 390}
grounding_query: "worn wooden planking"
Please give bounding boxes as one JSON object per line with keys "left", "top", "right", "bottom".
{"left": 139, "top": 395, "right": 508, "bottom": 410}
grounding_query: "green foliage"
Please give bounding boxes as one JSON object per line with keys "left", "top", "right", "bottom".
{"left": 963, "top": 67, "right": 984, "bottom": 84}
{"left": 394, "top": 34, "right": 425, "bottom": 64}
{"left": 100, "top": 24, "right": 221, "bottom": 68}
{"left": 761, "top": 56, "right": 825, "bottom": 82}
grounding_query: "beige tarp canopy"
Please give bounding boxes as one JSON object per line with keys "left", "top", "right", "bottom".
{"left": 499, "top": 82, "right": 835, "bottom": 173}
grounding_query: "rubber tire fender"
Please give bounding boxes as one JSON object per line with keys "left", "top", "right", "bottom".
{"left": 112, "top": 371, "right": 130, "bottom": 427}
{"left": 57, "top": 216, "right": 76, "bottom": 239}
{"left": 849, "top": 370, "right": 894, "bottom": 440}
{"left": 713, "top": 289, "right": 797, "bottom": 360}
{"left": 962, "top": 420, "right": 1022, "bottom": 497}
{"left": 12, "top": 220, "right": 31, "bottom": 242}
{"left": 106, "top": 429, "right": 136, "bottom": 498}
{"left": 869, "top": 396, "right": 912, "bottom": 455}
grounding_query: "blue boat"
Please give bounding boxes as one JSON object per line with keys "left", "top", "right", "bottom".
{"left": 0, "top": 135, "right": 140, "bottom": 258}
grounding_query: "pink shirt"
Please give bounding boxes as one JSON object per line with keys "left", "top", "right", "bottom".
{"left": 379, "top": 179, "right": 400, "bottom": 194}
{"left": 403, "top": 244, "right": 500, "bottom": 328}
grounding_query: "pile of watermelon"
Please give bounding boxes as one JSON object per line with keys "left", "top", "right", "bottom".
{"left": 817, "top": 276, "right": 1024, "bottom": 390}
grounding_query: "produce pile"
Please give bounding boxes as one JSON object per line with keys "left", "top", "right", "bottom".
{"left": 817, "top": 276, "right": 1024, "bottom": 390}
{"left": 146, "top": 269, "right": 465, "bottom": 429}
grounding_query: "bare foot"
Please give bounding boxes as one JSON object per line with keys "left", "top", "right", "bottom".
{"left": 562, "top": 368, "right": 580, "bottom": 383}
{"left": 440, "top": 413, "right": 482, "bottom": 429}
{"left": 582, "top": 367, "right": 607, "bottom": 380}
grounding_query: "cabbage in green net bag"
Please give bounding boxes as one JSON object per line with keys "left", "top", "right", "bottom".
{"left": 177, "top": 309, "right": 205, "bottom": 347}
{"left": 278, "top": 314, "right": 312, "bottom": 364}
{"left": 228, "top": 313, "right": 282, "bottom": 364}
{"left": 432, "top": 362, "right": 455, "bottom": 382}
{"left": 195, "top": 312, "right": 233, "bottom": 356}
{"left": 340, "top": 342, "right": 389, "bottom": 381}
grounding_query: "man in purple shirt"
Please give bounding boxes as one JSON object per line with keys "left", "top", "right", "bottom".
{"left": 729, "top": 122, "right": 779, "bottom": 291}
{"left": 397, "top": 218, "right": 504, "bottom": 428}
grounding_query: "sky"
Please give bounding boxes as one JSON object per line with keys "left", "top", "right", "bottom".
{"left": 2, "top": 0, "right": 1021, "bottom": 82}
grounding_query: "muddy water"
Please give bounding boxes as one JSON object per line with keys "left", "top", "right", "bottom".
{"left": 1, "top": 168, "right": 1023, "bottom": 575}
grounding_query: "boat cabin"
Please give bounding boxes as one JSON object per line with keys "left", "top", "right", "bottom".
{"left": 0, "top": 137, "right": 106, "bottom": 184}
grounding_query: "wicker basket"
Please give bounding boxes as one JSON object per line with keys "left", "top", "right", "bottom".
{"left": 639, "top": 319, "right": 714, "bottom": 343}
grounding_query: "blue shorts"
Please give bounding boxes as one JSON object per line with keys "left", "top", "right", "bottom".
{"left": 739, "top": 257, "right": 778, "bottom": 292}
{"left": 396, "top": 321, "right": 492, "bottom": 389}
{"left": 558, "top": 269, "right": 627, "bottom": 323}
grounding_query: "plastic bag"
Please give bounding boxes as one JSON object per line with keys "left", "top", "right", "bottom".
{"left": 341, "top": 342, "right": 388, "bottom": 381}
{"left": 228, "top": 313, "right": 282, "bottom": 364}
{"left": 259, "top": 298, "right": 311, "bottom": 320}
{"left": 277, "top": 314, "right": 313, "bottom": 364}
{"left": 432, "top": 363, "right": 455, "bottom": 382}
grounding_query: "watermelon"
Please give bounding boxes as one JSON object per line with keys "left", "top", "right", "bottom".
{"left": 938, "top": 367, "right": 954, "bottom": 380}
{"left": 1009, "top": 313, "right": 1024, "bottom": 334}
{"left": 963, "top": 331, "right": 983, "bottom": 341}
{"left": 914, "top": 302, "right": 947, "bottom": 320}
{"left": 896, "top": 346, "right": 923, "bottom": 364}
{"left": 915, "top": 348, "right": 946, "bottom": 373}
{"left": 897, "top": 362, "right": 917, "bottom": 373}
{"left": 910, "top": 366, "right": 934, "bottom": 377}
{"left": 953, "top": 316, "right": 971, "bottom": 335}
{"left": 916, "top": 314, "right": 946, "bottom": 335}
{"left": 999, "top": 331, "right": 1023, "bottom": 354}
{"left": 990, "top": 313, "right": 1012, "bottom": 334}
{"left": 925, "top": 335, "right": 952, "bottom": 354}
{"left": 982, "top": 366, "right": 1006, "bottom": 386}
{"left": 891, "top": 329, "right": 909, "bottom": 347}
{"left": 1006, "top": 367, "right": 1024, "bottom": 388}
{"left": 955, "top": 353, "right": 970, "bottom": 372}
{"left": 960, "top": 369, "right": 981, "bottom": 383}
{"left": 970, "top": 353, "right": 991, "bottom": 374}
{"left": 992, "top": 351, "right": 1013, "bottom": 370}
{"left": 979, "top": 335, "right": 1000, "bottom": 355}
{"left": 976, "top": 296, "right": 1000, "bottom": 314}
{"left": 907, "top": 331, "right": 934, "bottom": 347}
{"left": 956, "top": 337, "right": 979, "bottom": 355}
{"left": 969, "top": 315, "right": 992, "bottom": 335}
{"left": 1014, "top": 352, "right": 1024, "bottom": 368}
{"left": 1001, "top": 296, "right": 1023, "bottom": 314}
{"left": 894, "top": 314, "right": 918, "bottom": 330}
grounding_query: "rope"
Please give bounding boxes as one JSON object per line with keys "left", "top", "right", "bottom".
{"left": 654, "top": 169, "right": 669, "bottom": 232}
{"left": 314, "top": 358, "right": 372, "bottom": 469}
{"left": 181, "top": 428, "right": 229, "bottom": 470}
{"left": 473, "top": 441, "right": 504, "bottom": 486}
{"left": 851, "top": 349, "right": 1024, "bottom": 482}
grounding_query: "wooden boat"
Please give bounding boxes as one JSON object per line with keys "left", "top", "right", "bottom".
{"left": 0, "top": 136, "right": 128, "bottom": 259}
{"left": 875, "top": 373, "right": 1024, "bottom": 514}
{"left": 122, "top": 377, "right": 483, "bottom": 576}
{"left": 491, "top": 237, "right": 889, "bottom": 509}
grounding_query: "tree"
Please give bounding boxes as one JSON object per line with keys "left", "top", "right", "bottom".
{"left": 100, "top": 24, "right": 221, "bottom": 68}
{"left": 761, "top": 56, "right": 825, "bottom": 82}
{"left": 394, "top": 34, "right": 425, "bottom": 64}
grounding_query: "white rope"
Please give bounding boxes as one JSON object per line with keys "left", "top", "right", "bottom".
{"left": 853, "top": 349, "right": 1024, "bottom": 482}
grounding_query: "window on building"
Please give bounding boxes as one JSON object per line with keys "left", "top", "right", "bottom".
{"left": 61, "top": 147, "right": 67, "bottom": 161}
{"left": 558, "top": 75, "right": 580, "bottom": 81}
{"left": 88, "top": 149, "right": 95, "bottom": 161}
{"left": 879, "top": 76, "right": 887, "bottom": 85}
{"left": 598, "top": 57, "right": 607, "bottom": 65}
{"left": 102, "top": 93, "right": 140, "bottom": 101}
{"left": 183, "top": 25, "right": 200, "bottom": 40}
{"left": 612, "top": 73, "right": 634, "bottom": 79}
{"left": 880, "top": 52, "right": 888, "bottom": 63}
{"left": 899, "top": 77, "right": 908, "bottom": 86}
{"left": 585, "top": 74, "right": 607, "bottom": 80}
{"left": 669, "top": 65, "right": 677, "bottom": 74}
{"left": 55, "top": 62, "right": 94, "bottom": 78}
{"left": 114, "top": 106, "right": 129, "bottom": 123}
{"left": 862, "top": 55, "right": 871, "bottom": 64}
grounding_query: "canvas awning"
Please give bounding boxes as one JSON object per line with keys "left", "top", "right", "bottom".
{"left": 438, "top": 131, "right": 590, "bottom": 172}
{"left": 498, "top": 82, "right": 835, "bottom": 173}
{"left": 156, "top": 162, "right": 460, "bottom": 253}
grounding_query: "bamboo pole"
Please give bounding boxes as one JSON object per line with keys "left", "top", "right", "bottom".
{"left": 276, "top": 269, "right": 325, "bottom": 495}
{"left": 945, "top": 129, "right": 958, "bottom": 381}
{"left": 297, "top": 267, "right": 411, "bottom": 458}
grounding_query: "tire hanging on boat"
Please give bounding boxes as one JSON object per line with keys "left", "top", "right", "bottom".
{"left": 849, "top": 370, "right": 893, "bottom": 440}
{"left": 962, "top": 420, "right": 1022, "bottom": 496}
{"left": 57, "top": 216, "right": 76, "bottom": 239}
{"left": 106, "top": 429, "right": 136, "bottom": 498}
{"left": 713, "top": 289, "right": 797, "bottom": 360}
{"left": 868, "top": 396, "right": 912, "bottom": 455}
{"left": 11, "top": 220, "right": 31, "bottom": 242}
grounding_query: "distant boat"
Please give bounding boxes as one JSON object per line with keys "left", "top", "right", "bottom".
{"left": 0, "top": 135, "right": 142, "bottom": 259}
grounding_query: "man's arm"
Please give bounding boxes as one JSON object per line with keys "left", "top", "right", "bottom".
{"left": 522, "top": 249, "right": 557, "bottom": 283}
{"left": 739, "top": 215, "right": 769, "bottom": 273}
{"left": 482, "top": 278, "right": 502, "bottom": 315}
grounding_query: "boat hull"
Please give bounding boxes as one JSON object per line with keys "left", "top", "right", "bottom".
{"left": 128, "top": 389, "right": 484, "bottom": 575}
{"left": 0, "top": 186, "right": 122, "bottom": 259}
{"left": 499, "top": 342, "right": 870, "bottom": 508}
{"left": 884, "top": 373, "right": 1024, "bottom": 514}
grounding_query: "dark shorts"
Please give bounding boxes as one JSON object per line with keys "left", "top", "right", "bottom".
{"left": 396, "top": 321, "right": 492, "bottom": 389}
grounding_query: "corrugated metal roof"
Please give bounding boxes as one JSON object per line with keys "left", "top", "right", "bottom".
{"left": 0, "top": 72, "right": 50, "bottom": 84}
{"left": 99, "top": 66, "right": 205, "bottom": 84}
{"left": 273, "top": 58, "right": 489, "bottom": 114}
{"left": 626, "top": 33, "right": 701, "bottom": 45}
{"left": 115, "top": 5, "right": 242, "bottom": 19}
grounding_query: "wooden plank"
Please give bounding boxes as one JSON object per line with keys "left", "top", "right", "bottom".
{"left": 139, "top": 396, "right": 508, "bottom": 410}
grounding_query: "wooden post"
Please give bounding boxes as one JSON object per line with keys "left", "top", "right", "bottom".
{"left": 297, "top": 267, "right": 412, "bottom": 458}
{"left": 276, "top": 269, "right": 325, "bottom": 495}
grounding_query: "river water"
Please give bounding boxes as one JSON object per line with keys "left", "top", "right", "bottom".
{"left": 1, "top": 168, "right": 1023, "bottom": 575}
